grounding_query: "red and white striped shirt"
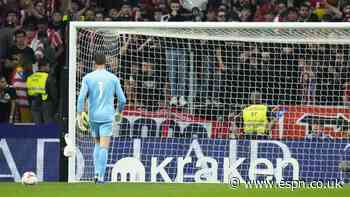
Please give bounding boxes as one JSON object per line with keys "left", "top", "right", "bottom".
{"left": 11, "top": 67, "right": 29, "bottom": 107}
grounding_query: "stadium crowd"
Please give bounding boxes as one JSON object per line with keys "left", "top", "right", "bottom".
{"left": 1, "top": 0, "right": 350, "bottom": 124}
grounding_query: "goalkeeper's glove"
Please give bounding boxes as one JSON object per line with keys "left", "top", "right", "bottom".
{"left": 114, "top": 112, "right": 123, "bottom": 124}
{"left": 77, "top": 111, "right": 89, "bottom": 132}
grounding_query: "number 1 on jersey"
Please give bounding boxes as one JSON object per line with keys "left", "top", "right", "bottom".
{"left": 98, "top": 81, "right": 104, "bottom": 100}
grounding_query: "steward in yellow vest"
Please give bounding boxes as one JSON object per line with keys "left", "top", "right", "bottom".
{"left": 230, "top": 92, "right": 276, "bottom": 140}
{"left": 243, "top": 104, "right": 268, "bottom": 134}
{"left": 27, "top": 71, "right": 48, "bottom": 101}
{"left": 26, "top": 60, "right": 57, "bottom": 124}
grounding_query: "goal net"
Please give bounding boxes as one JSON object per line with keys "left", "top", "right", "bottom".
{"left": 69, "top": 22, "right": 350, "bottom": 183}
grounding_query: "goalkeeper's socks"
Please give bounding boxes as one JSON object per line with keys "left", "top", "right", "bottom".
{"left": 93, "top": 144, "right": 101, "bottom": 177}
{"left": 98, "top": 147, "right": 108, "bottom": 181}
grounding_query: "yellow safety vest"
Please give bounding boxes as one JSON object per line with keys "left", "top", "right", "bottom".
{"left": 26, "top": 72, "right": 48, "bottom": 101}
{"left": 243, "top": 104, "right": 268, "bottom": 134}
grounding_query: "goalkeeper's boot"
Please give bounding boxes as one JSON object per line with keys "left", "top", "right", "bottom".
{"left": 94, "top": 174, "right": 99, "bottom": 184}
{"left": 96, "top": 180, "right": 105, "bottom": 184}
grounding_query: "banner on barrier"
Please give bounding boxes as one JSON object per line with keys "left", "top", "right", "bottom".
{"left": 121, "top": 106, "right": 350, "bottom": 139}
{"left": 279, "top": 106, "right": 350, "bottom": 139}
{"left": 0, "top": 124, "right": 60, "bottom": 182}
{"left": 76, "top": 137, "right": 350, "bottom": 183}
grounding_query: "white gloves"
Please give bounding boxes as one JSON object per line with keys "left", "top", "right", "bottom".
{"left": 63, "top": 133, "right": 76, "bottom": 157}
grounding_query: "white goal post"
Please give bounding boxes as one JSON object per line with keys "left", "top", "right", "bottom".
{"left": 69, "top": 22, "right": 350, "bottom": 183}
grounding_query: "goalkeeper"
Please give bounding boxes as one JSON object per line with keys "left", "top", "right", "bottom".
{"left": 77, "top": 53, "right": 126, "bottom": 183}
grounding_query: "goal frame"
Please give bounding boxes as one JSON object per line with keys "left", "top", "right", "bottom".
{"left": 68, "top": 22, "right": 350, "bottom": 183}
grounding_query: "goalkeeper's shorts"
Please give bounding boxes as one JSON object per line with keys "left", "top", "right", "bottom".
{"left": 89, "top": 121, "right": 113, "bottom": 137}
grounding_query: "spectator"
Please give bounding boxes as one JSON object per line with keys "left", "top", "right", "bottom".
{"left": 235, "top": 48, "right": 251, "bottom": 104}
{"left": 0, "top": 75, "right": 16, "bottom": 123}
{"left": 23, "top": 22, "right": 36, "bottom": 44}
{"left": 3, "top": 10, "right": 19, "bottom": 28}
{"left": 239, "top": 7, "right": 254, "bottom": 21}
{"left": 276, "top": 45, "right": 300, "bottom": 105}
{"left": 165, "top": 37, "right": 188, "bottom": 107}
{"left": 320, "top": 0, "right": 343, "bottom": 21}
{"left": 245, "top": 46, "right": 273, "bottom": 104}
{"left": 50, "top": 11, "right": 65, "bottom": 36}
{"left": 66, "top": 0, "right": 90, "bottom": 21}
{"left": 192, "top": 39, "right": 210, "bottom": 105}
{"left": 298, "top": 2, "right": 320, "bottom": 21}
{"left": 194, "top": 38, "right": 236, "bottom": 118}
{"left": 247, "top": 48, "right": 262, "bottom": 96}
{"left": 153, "top": 8, "right": 163, "bottom": 21}
{"left": 0, "top": 10, "right": 19, "bottom": 75}
{"left": 166, "top": 0, "right": 187, "bottom": 21}
{"left": 342, "top": 3, "right": 350, "bottom": 21}
{"left": 317, "top": 49, "right": 344, "bottom": 105}
{"left": 5, "top": 29, "right": 36, "bottom": 123}
{"left": 84, "top": 8, "right": 96, "bottom": 21}
{"left": 216, "top": 9, "right": 228, "bottom": 21}
{"left": 117, "top": 34, "right": 137, "bottom": 108}
{"left": 95, "top": 11, "right": 104, "bottom": 21}
{"left": 114, "top": 3, "right": 133, "bottom": 21}
{"left": 26, "top": 59, "right": 57, "bottom": 124}
{"left": 254, "top": 0, "right": 276, "bottom": 22}
{"left": 300, "top": 59, "right": 316, "bottom": 104}
{"left": 325, "top": 64, "right": 342, "bottom": 105}
{"left": 136, "top": 60, "right": 164, "bottom": 111}
{"left": 33, "top": 0, "right": 45, "bottom": 18}
{"left": 27, "top": 18, "right": 64, "bottom": 61}
{"left": 212, "top": 40, "right": 234, "bottom": 107}
{"left": 232, "top": 0, "right": 257, "bottom": 17}
{"left": 259, "top": 50, "right": 273, "bottom": 98}
{"left": 205, "top": 7, "right": 217, "bottom": 21}
{"left": 22, "top": 0, "right": 46, "bottom": 20}
{"left": 230, "top": 92, "right": 277, "bottom": 140}
{"left": 108, "top": 8, "right": 119, "bottom": 20}
{"left": 30, "top": 31, "right": 56, "bottom": 70}
{"left": 273, "top": 1, "right": 287, "bottom": 22}
{"left": 161, "top": 1, "right": 188, "bottom": 107}
{"left": 11, "top": 62, "right": 32, "bottom": 123}
{"left": 191, "top": 7, "right": 204, "bottom": 21}
{"left": 5, "top": 29, "right": 35, "bottom": 79}
{"left": 158, "top": 0, "right": 169, "bottom": 14}
{"left": 133, "top": 6, "right": 145, "bottom": 21}
{"left": 284, "top": 7, "right": 299, "bottom": 21}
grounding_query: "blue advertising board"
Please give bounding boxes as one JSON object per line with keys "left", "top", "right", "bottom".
{"left": 0, "top": 124, "right": 60, "bottom": 182}
{"left": 76, "top": 137, "right": 350, "bottom": 183}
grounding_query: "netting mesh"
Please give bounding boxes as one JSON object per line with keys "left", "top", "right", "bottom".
{"left": 98, "top": 25, "right": 350, "bottom": 43}
{"left": 72, "top": 25, "right": 350, "bottom": 183}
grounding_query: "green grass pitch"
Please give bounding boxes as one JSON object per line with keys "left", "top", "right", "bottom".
{"left": 0, "top": 183, "right": 349, "bottom": 197}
